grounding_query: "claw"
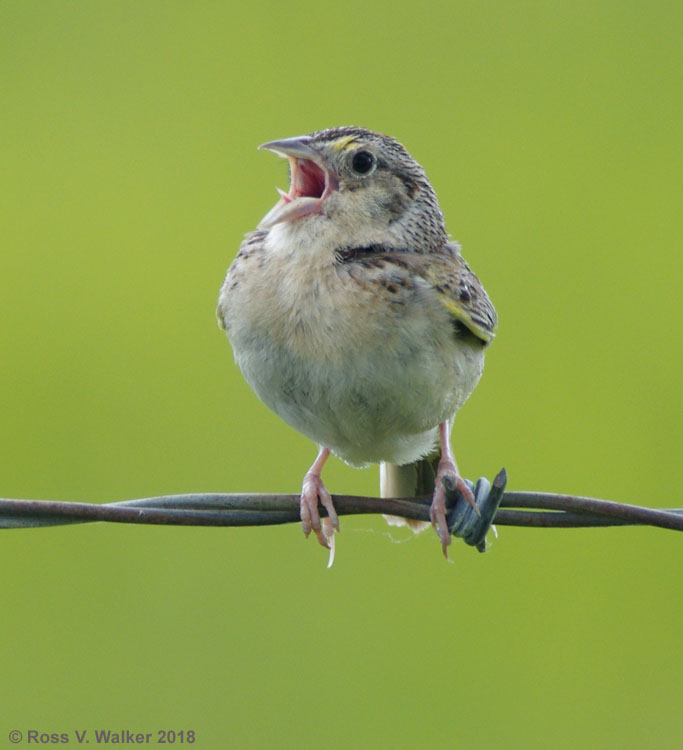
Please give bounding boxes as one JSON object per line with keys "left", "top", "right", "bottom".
{"left": 429, "top": 479, "right": 452, "bottom": 560}
{"left": 300, "top": 470, "right": 338, "bottom": 548}
{"left": 299, "top": 447, "right": 339, "bottom": 559}
{"left": 429, "top": 420, "right": 480, "bottom": 560}
{"left": 454, "top": 474, "right": 479, "bottom": 516}
{"left": 324, "top": 519, "right": 336, "bottom": 568}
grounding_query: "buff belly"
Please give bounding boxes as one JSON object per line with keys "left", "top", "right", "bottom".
{"left": 231, "top": 320, "right": 483, "bottom": 467}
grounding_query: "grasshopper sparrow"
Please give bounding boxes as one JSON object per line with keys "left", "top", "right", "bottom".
{"left": 217, "top": 127, "right": 497, "bottom": 560}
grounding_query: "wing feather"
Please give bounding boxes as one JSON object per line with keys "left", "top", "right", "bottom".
{"left": 338, "top": 244, "right": 497, "bottom": 344}
{"left": 423, "top": 250, "right": 497, "bottom": 344}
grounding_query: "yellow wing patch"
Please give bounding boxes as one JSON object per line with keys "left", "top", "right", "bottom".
{"left": 436, "top": 291, "right": 495, "bottom": 343}
{"left": 421, "top": 259, "right": 497, "bottom": 344}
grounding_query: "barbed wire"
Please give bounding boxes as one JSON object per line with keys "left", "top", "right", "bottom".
{"left": 2, "top": 469, "right": 681, "bottom": 552}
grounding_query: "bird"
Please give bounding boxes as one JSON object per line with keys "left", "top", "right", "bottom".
{"left": 217, "top": 126, "right": 497, "bottom": 562}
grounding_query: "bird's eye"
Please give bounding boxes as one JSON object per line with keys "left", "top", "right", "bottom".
{"left": 351, "top": 150, "right": 375, "bottom": 175}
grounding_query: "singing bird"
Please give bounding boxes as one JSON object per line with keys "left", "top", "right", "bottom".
{"left": 217, "top": 126, "right": 496, "bottom": 562}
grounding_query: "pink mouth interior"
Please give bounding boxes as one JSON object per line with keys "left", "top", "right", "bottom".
{"left": 287, "top": 158, "right": 327, "bottom": 201}
{"left": 260, "top": 154, "right": 335, "bottom": 227}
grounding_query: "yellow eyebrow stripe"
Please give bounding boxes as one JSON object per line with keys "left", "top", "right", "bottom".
{"left": 331, "top": 135, "right": 358, "bottom": 151}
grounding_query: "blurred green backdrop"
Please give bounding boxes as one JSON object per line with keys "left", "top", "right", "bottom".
{"left": 1, "top": 1, "right": 680, "bottom": 748}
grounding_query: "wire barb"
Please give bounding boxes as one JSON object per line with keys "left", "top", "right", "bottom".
{"left": 446, "top": 468, "right": 508, "bottom": 552}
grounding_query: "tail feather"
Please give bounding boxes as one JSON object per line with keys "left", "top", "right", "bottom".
{"left": 380, "top": 452, "right": 439, "bottom": 533}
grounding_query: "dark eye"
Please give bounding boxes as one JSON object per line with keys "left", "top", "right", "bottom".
{"left": 351, "top": 150, "right": 375, "bottom": 174}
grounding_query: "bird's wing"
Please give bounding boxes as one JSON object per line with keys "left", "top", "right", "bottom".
{"left": 388, "top": 246, "right": 497, "bottom": 344}
{"left": 337, "top": 243, "right": 497, "bottom": 344}
{"left": 423, "top": 249, "right": 497, "bottom": 344}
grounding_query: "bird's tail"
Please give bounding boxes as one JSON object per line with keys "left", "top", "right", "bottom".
{"left": 380, "top": 451, "right": 439, "bottom": 533}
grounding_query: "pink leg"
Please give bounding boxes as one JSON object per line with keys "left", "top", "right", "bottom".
{"left": 300, "top": 446, "right": 339, "bottom": 550}
{"left": 430, "top": 421, "right": 478, "bottom": 559}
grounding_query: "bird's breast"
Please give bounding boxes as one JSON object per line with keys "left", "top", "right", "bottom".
{"left": 218, "top": 226, "right": 484, "bottom": 465}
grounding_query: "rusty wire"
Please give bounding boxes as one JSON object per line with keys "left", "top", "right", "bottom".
{"left": 1, "top": 469, "right": 681, "bottom": 538}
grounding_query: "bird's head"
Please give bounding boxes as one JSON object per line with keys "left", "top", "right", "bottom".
{"left": 257, "top": 126, "right": 447, "bottom": 252}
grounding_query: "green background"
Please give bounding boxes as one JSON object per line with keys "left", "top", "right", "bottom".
{"left": 1, "top": 1, "right": 680, "bottom": 748}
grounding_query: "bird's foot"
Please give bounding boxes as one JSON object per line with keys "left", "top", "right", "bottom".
{"left": 430, "top": 457, "right": 478, "bottom": 560}
{"left": 300, "top": 470, "right": 339, "bottom": 552}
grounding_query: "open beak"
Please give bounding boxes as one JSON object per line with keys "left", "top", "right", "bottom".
{"left": 258, "top": 136, "right": 338, "bottom": 228}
